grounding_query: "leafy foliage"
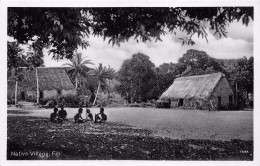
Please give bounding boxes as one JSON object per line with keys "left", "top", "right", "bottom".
{"left": 116, "top": 49, "right": 253, "bottom": 107}
{"left": 89, "top": 63, "right": 116, "bottom": 104}
{"left": 8, "top": 42, "right": 27, "bottom": 70}
{"left": 217, "top": 57, "right": 253, "bottom": 108}
{"left": 231, "top": 57, "right": 253, "bottom": 93}
{"left": 57, "top": 94, "right": 81, "bottom": 107}
{"left": 63, "top": 52, "right": 93, "bottom": 89}
{"left": 117, "top": 53, "right": 156, "bottom": 102}
{"left": 151, "top": 63, "right": 177, "bottom": 98}
{"left": 90, "top": 63, "right": 115, "bottom": 91}
{"left": 8, "top": 8, "right": 90, "bottom": 60}
{"left": 8, "top": 41, "right": 44, "bottom": 71}
{"left": 8, "top": 7, "right": 253, "bottom": 60}
{"left": 177, "top": 49, "right": 227, "bottom": 77}
{"left": 7, "top": 41, "right": 45, "bottom": 85}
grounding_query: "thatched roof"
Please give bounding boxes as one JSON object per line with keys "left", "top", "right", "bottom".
{"left": 20, "top": 67, "right": 75, "bottom": 91}
{"left": 160, "top": 72, "right": 225, "bottom": 100}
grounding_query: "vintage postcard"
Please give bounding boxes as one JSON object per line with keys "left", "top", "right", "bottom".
{"left": 1, "top": 0, "right": 259, "bottom": 166}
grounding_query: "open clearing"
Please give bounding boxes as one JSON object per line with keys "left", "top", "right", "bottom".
{"left": 7, "top": 107, "right": 253, "bottom": 160}
{"left": 8, "top": 107, "right": 253, "bottom": 140}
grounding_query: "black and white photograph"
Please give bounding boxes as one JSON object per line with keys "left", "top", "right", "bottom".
{"left": 1, "top": 0, "right": 260, "bottom": 165}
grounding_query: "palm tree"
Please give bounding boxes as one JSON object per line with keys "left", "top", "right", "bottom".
{"left": 63, "top": 53, "right": 93, "bottom": 89}
{"left": 90, "top": 63, "right": 115, "bottom": 105}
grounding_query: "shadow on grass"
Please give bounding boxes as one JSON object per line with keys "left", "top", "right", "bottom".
{"left": 7, "top": 116, "right": 253, "bottom": 160}
{"left": 8, "top": 110, "right": 32, "bottom": 114}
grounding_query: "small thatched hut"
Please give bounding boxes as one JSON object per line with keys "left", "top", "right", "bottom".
{"left": 160, "top": 72, "right": 234, "bottom": 110}
{"left": 8, "top": 67, "right": 76, "bottom": 102}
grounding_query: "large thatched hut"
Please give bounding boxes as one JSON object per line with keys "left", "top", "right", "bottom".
{"left": 8, "top": 67, "right": 76, "bottom": 102}
{"left": 160, "top": 72, "right": 234, "bottom": 110}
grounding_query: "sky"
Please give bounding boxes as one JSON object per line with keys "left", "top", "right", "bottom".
{"left": 40, "top": 20, "right": 253, "bottom": 71}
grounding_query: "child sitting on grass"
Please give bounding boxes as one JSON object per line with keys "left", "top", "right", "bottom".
{"left": 74, "top": 108, "right": 85, "bottom": 123}
{"left": 86, "top": 109, "right": 93, "bottom": 121}
{"left": 58, "top": 106, "right": 67, "bottom": 120}
{"left": 94, "top": 107, "right": 107, "bottom": 123}
{"left": 50, "top": 108, "right": 63, "bottom": 123}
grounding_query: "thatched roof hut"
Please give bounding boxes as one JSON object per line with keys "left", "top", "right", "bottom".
{"left": 160, "top": 72, "right": 234, "bottom": 110}
{"left": 8, "top": 67, "right": 75, "bottom": 102}
{"left": 20, "top": 67, "right": 74, "bottom": 91}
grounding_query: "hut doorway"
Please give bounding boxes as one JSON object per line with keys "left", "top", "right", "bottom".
{"left": 218, "top": 96, "right": 222, "bottom": 107}
{"left": 178, "top": 99, "right": 184, "bottom": 107}
{"left": 21, "top": 91, "right": 25, "bottom": 101}
{"left": 229, "top": 95, "right": 233, "bottom": 105}
{"left": 40, "top": 91, "right": 44, "bottom": 99}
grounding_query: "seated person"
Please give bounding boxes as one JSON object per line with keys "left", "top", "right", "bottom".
{"left": 86, "top": 109, "right": 93, "bottom": 121}
{"left": 94, "top": 107, "right": 107, "bottom": 123}
{"left": 50, "top": 108, "right": 63, "bottom": 123}
{"left": 74, "top": 108, "right": 85, "bottom": 123}
{"left": 58, "top": 106, "right": 67, "bottom": 120}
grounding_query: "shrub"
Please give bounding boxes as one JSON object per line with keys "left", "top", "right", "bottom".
{"left": 39, "top": 96, "right": 58, "bottom": 105}
{"left": 58, "top": 94, "right": 81, "bottom": 107}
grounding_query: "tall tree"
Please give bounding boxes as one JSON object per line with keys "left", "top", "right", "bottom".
{"left": 8, "top": 41, "right": 44, "bottom": 73}
{"left": 8, "top": 41, "right": 27, "bottom": 72}
{"left": 217, "top": 56, "right": 253, "bottom": 108}
{"left": 234, "top": 56, "right": 253, "bottom": 94}
{"left": 151, "top": 63, "right": 177, "bottom": 99}
{"left": 117, "top": 53, "right": 156, "bottom": 102}
{"left": 176, "top": 49, "right": 226, "bottom": 77}
{"left": 90, "top": 63, "right": 115, "bottom": 105}
{"left": 63, "top": 53, "right": 93, "bottom": 89}
{"left": 8, "top": 41, "right": 44, "bottom": 105}
{"left": 8, "top": 7, "right": 253, "bottom": 60}
{"left": 216, "top": 57, "right": 253, "bottom": 93}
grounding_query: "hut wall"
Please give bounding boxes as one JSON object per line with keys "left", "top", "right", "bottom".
{"left": 27, "top": 91, "right": 37, "bottom": 98}
{"left": 25, "top": 90, "right": 37, "bottom": 101}
{"left": 61, "top": 89, "right": 76, "bottom": 96}
{"left": 183, "top": 98, "right": 199, "bottom": 109}
{"left": 7, "top": 88, "right": 15, "bottom": 100}
{"left": 170, "top": 99, "right": 178, "bottom": 107}
{"left": 43, "top": 89, "right": 58, "bottom": 99}
{"left": 211, "top": 77, "right": 234, "bottom": 109}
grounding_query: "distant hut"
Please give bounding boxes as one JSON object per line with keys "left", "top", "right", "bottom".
{"left": 8, "top": 67, "right": 76, "bottom": 103}
{"left": 160, "top": 72, "right": 234, "bottom": 110}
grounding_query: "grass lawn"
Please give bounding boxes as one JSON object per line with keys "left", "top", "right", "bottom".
{"left": 7, "top": 114, "right": 253, "bottom": 160}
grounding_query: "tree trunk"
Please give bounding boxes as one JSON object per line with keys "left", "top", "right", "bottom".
{"left": 36, "top": 68, "right": 39, "bottom": 104}
{"left": 15, "top": 79, "right": 18, "bottom": 105}
{"left": 93, "top": 81, "right": 100, "bottom": 105}
{"left": 107, "top": 79, "right": 110, "bottom": 102}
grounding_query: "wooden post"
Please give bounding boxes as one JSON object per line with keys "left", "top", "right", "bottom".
{"left": 86, "top": 108, "right": 88, "bottom": 120}
{"left": 235, "top": 81, "right": 238, "bottom": 108}
{"left": 15, "top": 79, "right": 18, "bottom": 105}
{"left": 108, "top": 65, "right": 110, "bottom": 101}
{"left": 36, "top": 68, "right": 39, "bottom": 104}
{"left": 93, "top": 81, "right": 100, "bottom": 105}
{"left": 209, "top": 100, "right": 214, "bottom": 110}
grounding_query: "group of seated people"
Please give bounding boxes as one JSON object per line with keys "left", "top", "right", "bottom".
{"left": 50, "top": 106, "right": 107, "bottom": 124}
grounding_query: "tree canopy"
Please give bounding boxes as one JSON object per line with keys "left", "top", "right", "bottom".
{"left": 117, "top": 52, "right": 156, "bottom": 102}
{"left": 115, "top": 49, "right": 253, "bottom": 106}
{"left": 8, "top": 7, "right": 253, "bottom": 60}
{"left": 7, "top": 41, "right": 44, "bottom": 77}
{"left": 177, "top": 49, "right": 227, "bottom": 77}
